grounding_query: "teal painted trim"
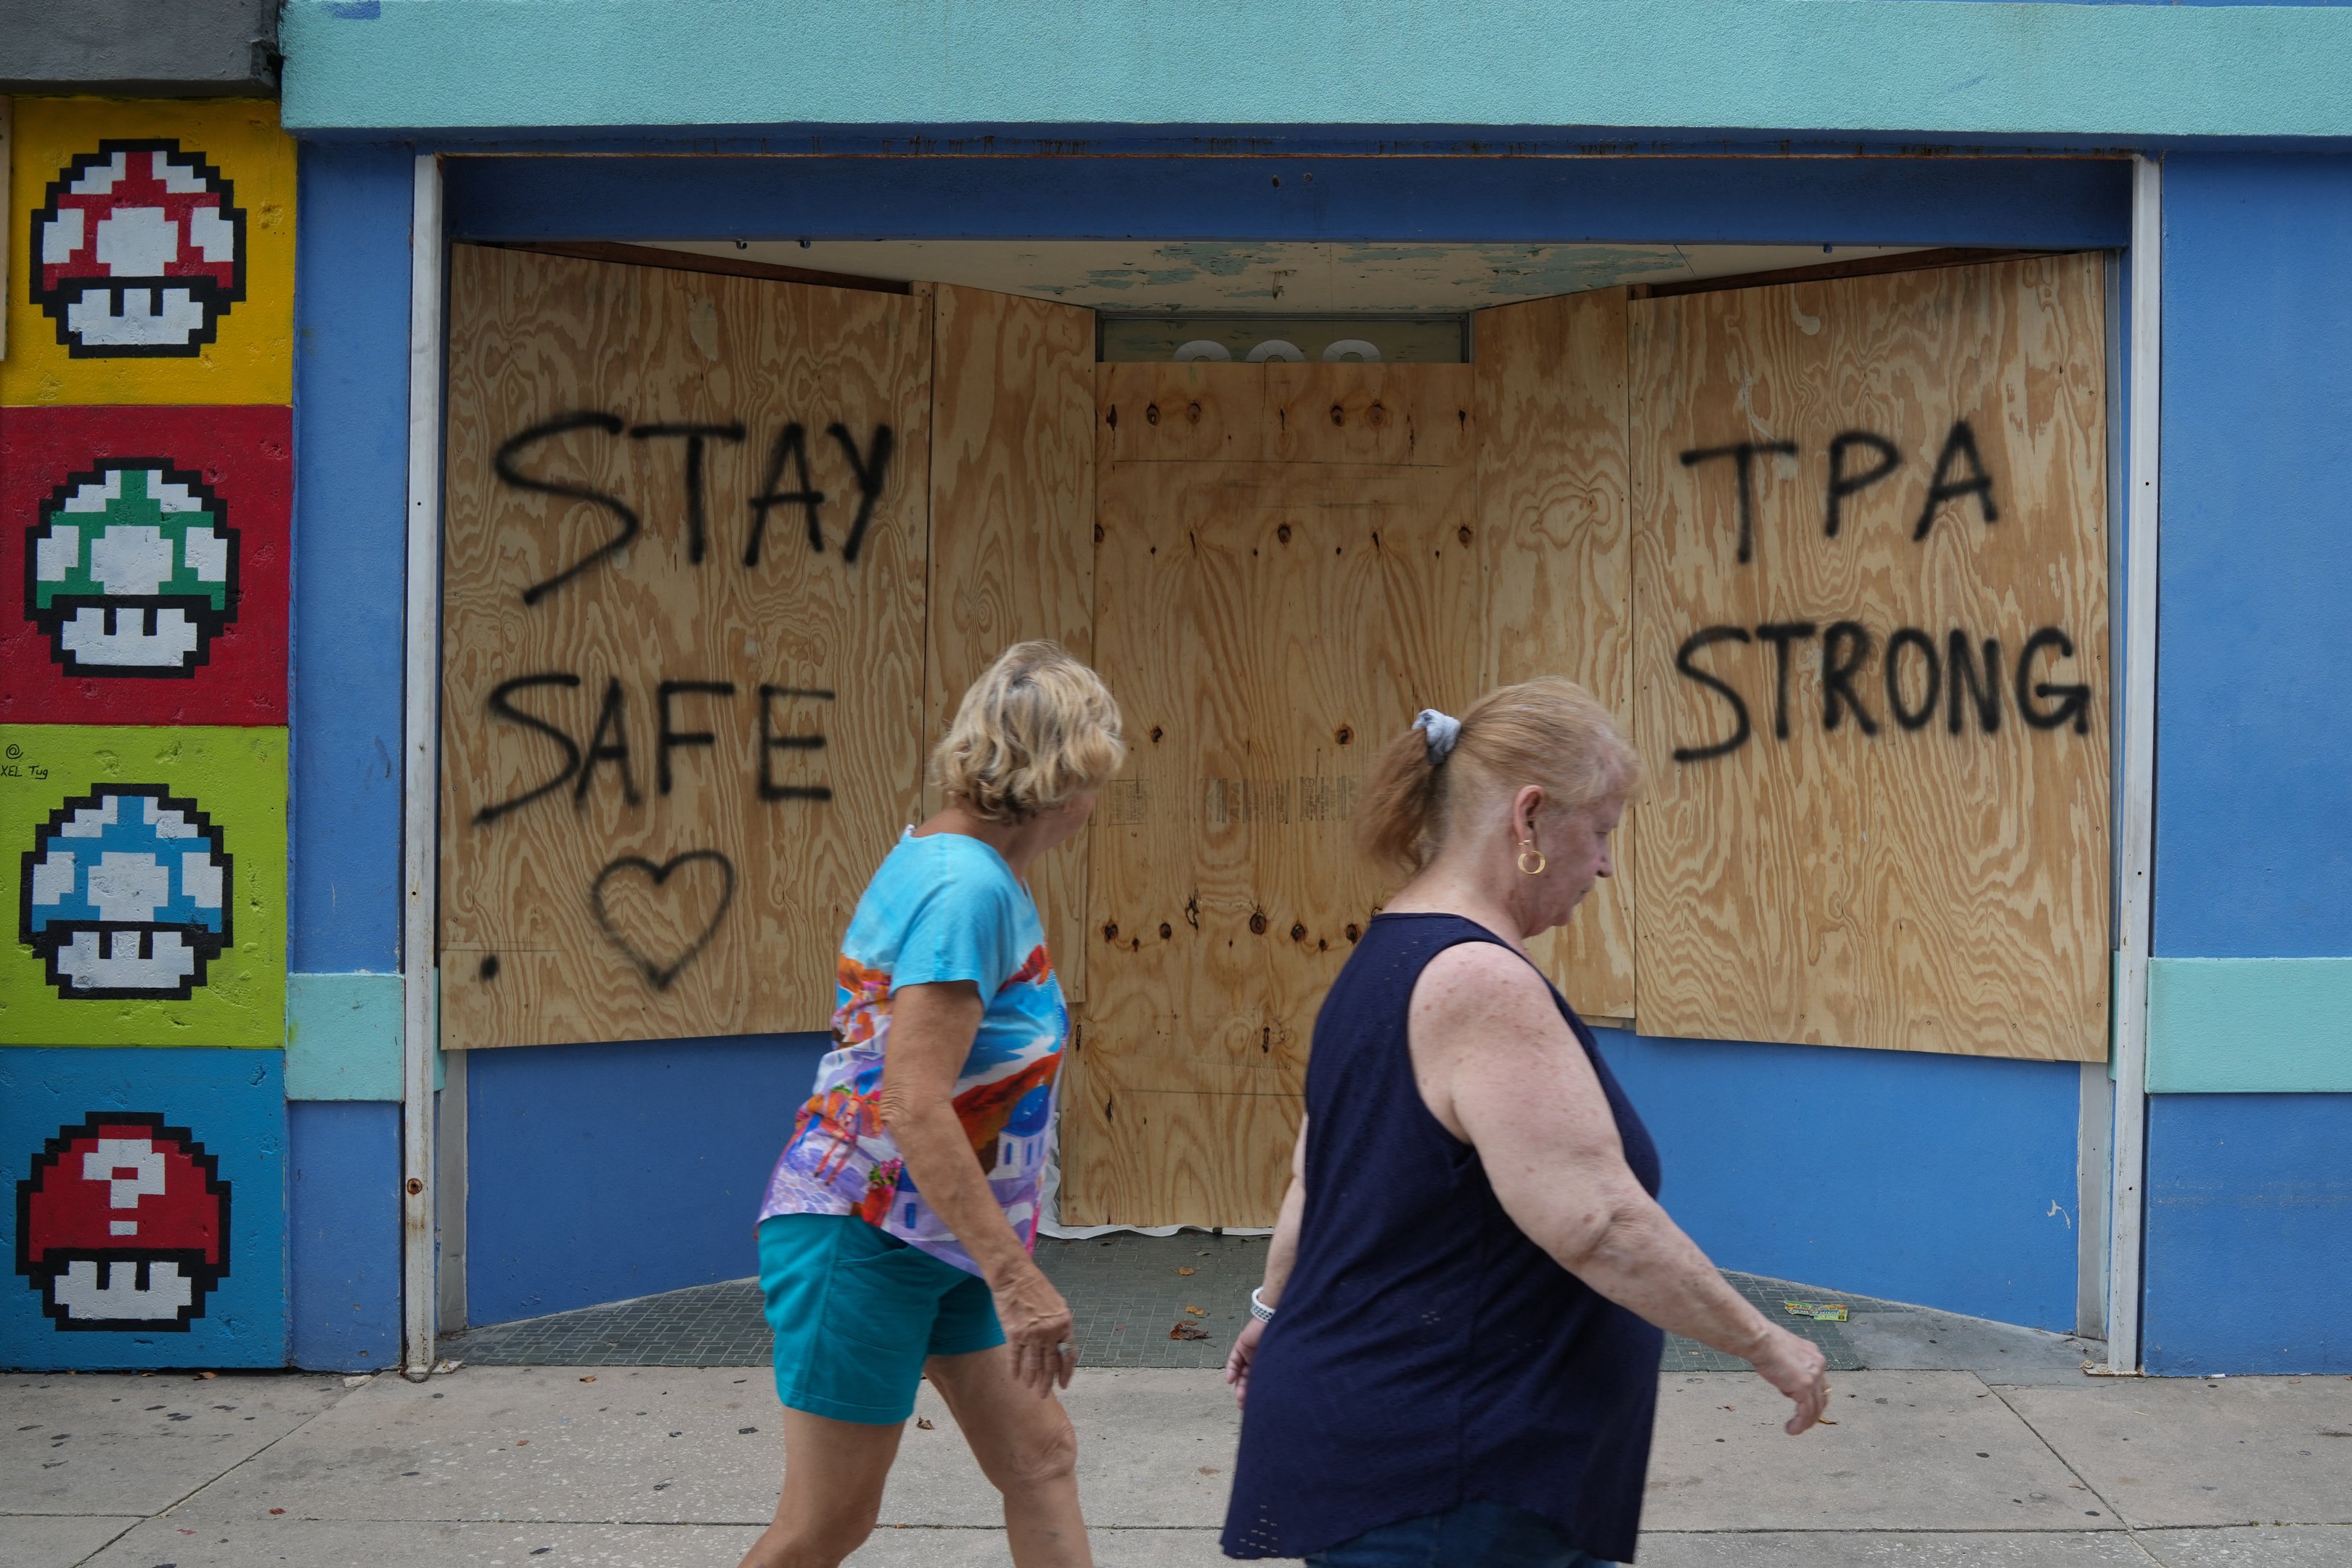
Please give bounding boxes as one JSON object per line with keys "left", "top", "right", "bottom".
{"left": 285, "top": 971, "right": 403, "bottom": 1101}
{"left": 282, "top": 0, "right": 2352, "bottom": 139}
{"left": 2147, "top": 958, "right": 2352, "bottom": 1095}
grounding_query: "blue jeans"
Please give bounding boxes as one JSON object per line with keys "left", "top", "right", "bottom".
{"left": 1304, "top": 1499, "right": 1606, "bottom": 1568}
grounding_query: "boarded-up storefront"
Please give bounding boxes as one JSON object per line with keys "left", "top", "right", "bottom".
{"left": 438, "top": 246, "right": 2109, "bottom": 1229}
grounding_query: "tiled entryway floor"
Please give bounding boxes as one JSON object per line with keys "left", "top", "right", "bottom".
{"left": 439, "top": 1230, "right": 1892, "bottom": 1373}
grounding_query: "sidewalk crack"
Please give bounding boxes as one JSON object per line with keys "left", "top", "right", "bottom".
{"left": 1987, "top": 1378, "right": 2134, "bottom": 1535}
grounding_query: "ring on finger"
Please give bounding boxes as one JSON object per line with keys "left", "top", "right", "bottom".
{"left": 1055, "top": 1341, "right": 1074, "bottom": 1357}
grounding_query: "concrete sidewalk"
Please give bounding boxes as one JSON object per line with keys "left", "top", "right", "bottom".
{"left": 8, "top": 1352, "right": 2351, "bottom": 1568}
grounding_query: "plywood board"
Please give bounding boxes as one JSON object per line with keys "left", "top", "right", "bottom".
{"left": 1474, "top": 289, "right": 1638, "bottom": 1019}
{"left": 439, "top": 245, "right": 932, "bottom": 1049}
{"left": 1629, "top": 255, "right": 2110, "bottom": 1061}
{"left": 1096, "top": 362, "right": 1267, "bottom": 465}
{"left": 1053, "top": 1049, "right": 1304, "bottom": 1230}
{"left": 924, "top": 284, "right": 1097, "bottom": 1001}
{"left": 1070, "top": 363, "right": 1482, "bottom": 1225}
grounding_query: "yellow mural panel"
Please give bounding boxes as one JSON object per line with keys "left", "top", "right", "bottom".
{"left": 1, "top": 97, "right": 294, "bottom": 407}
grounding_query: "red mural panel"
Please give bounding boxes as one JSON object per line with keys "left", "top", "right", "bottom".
{"left": 0, "top": 404, "right": 288, "bottom": 725}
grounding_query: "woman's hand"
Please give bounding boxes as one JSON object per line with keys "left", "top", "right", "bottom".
{"left": 1747, "top": 1324, "right": 1832, "bottom": 1434}
{"left": 1223, "top": 1316, "right": 1266, "bottom": 1408}
{"left": 990, "top": 1261, "right": 1077, "bottom": 1396}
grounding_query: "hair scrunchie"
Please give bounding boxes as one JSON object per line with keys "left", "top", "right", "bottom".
{"left": 1414, "top": 709, "right": 1462, "bottom": 767}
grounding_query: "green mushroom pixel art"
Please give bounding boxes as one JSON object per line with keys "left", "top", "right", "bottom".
{"left": 26, "top": 460, "right": 238, "bottom": 678}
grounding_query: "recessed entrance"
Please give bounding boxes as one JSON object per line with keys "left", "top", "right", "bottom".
{"left": 436, "top": 237, "right": 2110, "bottom": 1237}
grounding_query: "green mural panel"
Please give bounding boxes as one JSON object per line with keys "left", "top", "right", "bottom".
{"left": 2148, "top": 957, "right": 2352, "bottom": 1095}
{"left": 1, "top": 724, "right": 286, "bottom": 1048}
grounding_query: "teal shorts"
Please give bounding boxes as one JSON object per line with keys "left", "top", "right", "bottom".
{"left": 757, "top": 1212, "right": 1005, "bottom": 1424}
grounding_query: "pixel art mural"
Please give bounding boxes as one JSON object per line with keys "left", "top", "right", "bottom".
{"left": 0, "top": 724, "right": 285, "bottom": 1049}
{"left": 2, "top": 98, "right": 293, "bottom": 407}
{"left": 1, "top": 93, "right": 297, "bottom": 1373}
{"left": 1, "top": 404, "right": 290, "bottom": 726}
{"left": 28, "top": 141, "right": 248, "bottom": 358}
{"left": 15, "top": 1111, "right": 230, "bottom": 1330}
{"left": 21, "top": 784, "right": 233, "bottom": 1001}
{"left": 29, "top": 463, "right": 239, "bottom": 677}
{"left": 0, "top": 1046, "right": 285, "bottom": 1368}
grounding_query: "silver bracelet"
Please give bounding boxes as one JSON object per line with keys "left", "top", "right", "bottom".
{"left": 1249, "top": 1286, "right": 1276, "bottom": 1322}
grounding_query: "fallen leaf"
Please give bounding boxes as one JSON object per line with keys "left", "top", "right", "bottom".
{"left": 1170, "top": 1323, "right": 1211, "bottom": 1342}
{"left": 1720, "top": 1405, "right": 1734, "bottom": 1412}
{"left": 1816, "top": 1416, "right": 1838, "bottom": 1425}
{"left": 1176, "top": 1267, "right": 1196, "bottom": 1275}
{"left": 1185, "top": 1305, "right": 1206, "bottom": 1315}
{"left": 516, "top": 1440, "right": 529, "bottom": 1446}
{"left": 915, "top": 1417, "right": 935, "bottom": 1430}
{"left": 269, "top": 1508, "right": 285, "bottom": 1516}
{"left": 198, "top": 1371, "right": 217, "bottom": 1380}
{"left": 578, "top": 1376, "right": 597, "bottom": 1383}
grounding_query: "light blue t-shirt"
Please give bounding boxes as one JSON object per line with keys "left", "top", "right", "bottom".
{"left": 759, "top": 829, "right": 1067, "bottom": 1274}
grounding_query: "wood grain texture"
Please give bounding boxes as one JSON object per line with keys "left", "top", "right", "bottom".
{"left": 1629, "top": 255, "right": 2110, "bottom": 1061}
{"left": 1067, "top": 364, "right": 1482, "bottom": 1225}
{"left": 1096, "top": 363, "right": 1267, "bottom": 465}
{"left": 1056, "top": 1048, "right": 1304, "bottom": 1230}
{"left": 439, "top": 244, "right": 933, "bottom": 1049}
{"left": 1474, "top": 290, "right": 1639, "bottom": 1019}
{"left": 925, "top": 283, "right": 1098, "bottom": 1002}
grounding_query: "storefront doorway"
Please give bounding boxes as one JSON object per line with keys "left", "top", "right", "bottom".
{"left": 436, "top": 240, "right": 2111, "bottom": 1239}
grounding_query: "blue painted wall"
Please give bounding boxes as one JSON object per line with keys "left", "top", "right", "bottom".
{"left": 287, "top": 1100, "right": 401, "bottom": 1370}
{"left": 290, "top": 142, "right": 413, "bottom": 974}
{"left": 2155, "top": 154, "right": 2352, "bottom": 961}
{"left": 465, "top": 1032, "right": 830, "bottom": 1324}
{"left": 2143, "top": 1094, "right": 2352, "bottom": 1374}
{"left": 1593, "top": 1032, "right": 2082, "bottom": 1330}
{"left": 459, "top": 1026, "right": 2083, "bottom": 1331}
{"left": 442, "top": 154, "right": 2129, "bottom": 249}
{"left": 2134, "top": 152, "right": 2352, "bottom": 1373}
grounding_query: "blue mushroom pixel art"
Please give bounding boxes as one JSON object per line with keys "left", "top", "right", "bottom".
{"left": 19, "top": 784, "right": 232, "bottom": 1000}
{"left": 25, "top": 461, "right": 238, "bottom": 678}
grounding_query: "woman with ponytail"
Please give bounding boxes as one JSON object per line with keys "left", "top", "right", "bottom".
{"left": 1220, "top": 678, "right": 1830, "bottom": 1568}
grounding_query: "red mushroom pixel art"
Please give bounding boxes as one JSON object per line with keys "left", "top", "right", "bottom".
{"left": 15, "top": 1112, "right": 230, "bottom": 1330}
{"left": 29, "top": 140, "right": 248, "bottom": 357}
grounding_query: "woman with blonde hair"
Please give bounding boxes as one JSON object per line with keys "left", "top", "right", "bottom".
{"left": 741, "top": 641, "right": 1122, "bottom": 1568}
{"left": 1222, "top": 678, "right": 1830, "bottom": 1567}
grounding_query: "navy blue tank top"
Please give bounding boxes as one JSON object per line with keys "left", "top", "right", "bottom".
{"left": 1222, "top": 913, "right": 1665, "bottom": 1563}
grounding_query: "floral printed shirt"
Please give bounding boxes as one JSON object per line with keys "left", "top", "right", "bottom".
{"left": 759, "top": 828, "right": 1066, "bottom": 1275}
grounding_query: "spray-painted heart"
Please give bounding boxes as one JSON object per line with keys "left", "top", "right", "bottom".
{"left": 589, "top": 850, "right": 737, "bottom": 992}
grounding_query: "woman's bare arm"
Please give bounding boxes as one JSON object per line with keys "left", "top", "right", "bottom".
{"left": 1258, "top": 1117, "right": 1308, "bottom": 1307}
{"left": 1413, "top": 944, "right": 1831, "bottom": 1435}
{"left": 876, "top": 980, "right": 1075, "bottom": 1394}
{"left": 1224, "top": 1116, "right": 1307, "bottom": 1405}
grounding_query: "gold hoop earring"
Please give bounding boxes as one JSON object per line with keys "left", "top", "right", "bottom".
{"left": 1517, "top": 842, "right": 1546, "bottom": 876}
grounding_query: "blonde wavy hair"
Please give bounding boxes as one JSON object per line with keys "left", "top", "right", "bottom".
{"left": 931, "top": 641, "right": 1126, "bottom": 822}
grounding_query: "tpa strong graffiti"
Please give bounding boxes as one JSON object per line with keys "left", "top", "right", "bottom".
{"left": 25, "top": 460, "right": 239, "bottom": 677}
{"left": 19, "top": 784, "right": 233, "bottom": 1000}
